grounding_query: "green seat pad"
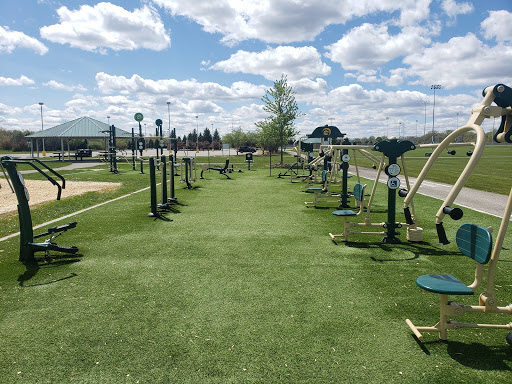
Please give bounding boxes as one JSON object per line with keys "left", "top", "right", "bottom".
{"left": 307, "top": 187, "right": 323, "bottom": 191}
{"left": 332, "top": 209, "right": 356, "bottom": 217}
{"left": 416, "top": 274, "right": 474, "bottom": 295}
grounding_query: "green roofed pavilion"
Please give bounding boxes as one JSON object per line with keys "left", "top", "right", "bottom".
{"left": 26, "top": 116, "right": 131, "bottom": 159}
{"left": 26, "top": 116, "right": 131, "bottom": 139}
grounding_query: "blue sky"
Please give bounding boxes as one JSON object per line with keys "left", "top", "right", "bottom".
{"left": 1, "top": 0, "right": 511, "bottom": 140}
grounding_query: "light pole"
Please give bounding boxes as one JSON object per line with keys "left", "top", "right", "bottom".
{"left": 386, "top": 116, "right": 389, "bottom": 138}
{"left": 107, "top": 115, "right": 110, "bottom": 126}
{"left": 167, "top": 102, "right": 171, "bottom": 153}
{"left": 195, "top": 115, "right": 199, "bottom": 151}
{"left": 431, "top": 84, "right": 442, "bottom": 143}
{"left": 422, "top": 100, "right": 429, "bottom": 142}
{"left": 167, "top": 101, "right": 171, "bottom": 135}
{"left": 415, "top": 119, "right": 418, "bottom": 140}
{"left": 39, "top": 102, "right": 45, "bottom": 154}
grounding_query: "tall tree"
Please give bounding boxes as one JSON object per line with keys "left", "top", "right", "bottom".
{"left": 255, "top": 119, "right": 280, "bottom": 154}
{"left": 213, "top": 129, "right": 220, "bottom": 142}
{"left": 222, "top": 127, "right": 246, "bottom": 151}
{"left": 258, "top": 74, "right": 302, "bottom": 164}
{"left": 203, "top": 127, "right": 212, "bottom": 143}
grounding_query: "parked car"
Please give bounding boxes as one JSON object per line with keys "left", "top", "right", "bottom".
{"left": 238, "top": 146, "right": 256, "bottom": 153}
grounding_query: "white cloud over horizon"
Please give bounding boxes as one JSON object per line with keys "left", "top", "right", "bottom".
{"left": 209, "top": 46, "right": 331, "bottom": 81}
{"left": 40, "top": 2, "right": 171, "bottom": 53}
{"left": 0, "top": 75, "right": 35, "bottom": 86}
{"left": 152, "top": 0, "right": 433, "bottom": 45}
{"left": 0, "top": 26, "right": 48, "bottom": 55}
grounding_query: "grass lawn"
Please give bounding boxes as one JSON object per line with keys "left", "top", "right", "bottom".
{"left": 352, "top": 143, "right": 512, "bottom": 195}
{"left": 0, "top": 152, "right": 511, "bottom": 383}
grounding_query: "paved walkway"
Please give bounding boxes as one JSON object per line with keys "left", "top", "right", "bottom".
{"left": 355, "top": 167, "right": 510, "bottom": 220}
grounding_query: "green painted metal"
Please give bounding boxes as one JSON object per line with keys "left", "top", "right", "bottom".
{"left": 148, "top": 157, "right": 158, "bottom": 217}
{"left": 339, "top": 137, "right": 351, "bottom": 208}
{"left": 353, "top": 183, "right": 364, "bottom": 201}
{"left": 183, "top": 157, "right": 192, "bottom": 188}
{"left": 1, "top": 156, "right": 77, "bottom": 262}
{"left": 26, "top": 116, "right": 131, "bottom": 139}
{"left": 416, "top": 274, "right": 474, "bottom": 295}
{"left": 373, "top": 138, "right": 416, "bottom": 244}
{"left": 455, "top": 223, "right": 492, "bottom": 264}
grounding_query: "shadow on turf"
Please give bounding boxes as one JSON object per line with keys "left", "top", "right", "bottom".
{"left": 342, "top": 241, "right": 461, "bottom": 262}
{"left": 18, "top": 254, "right": 82, "bottom": 287}
{"left": 411, "top": 336, "right": 512, "bottom": 370}
{"left": 447, "top": 341, "right": 512, "bottom": 370}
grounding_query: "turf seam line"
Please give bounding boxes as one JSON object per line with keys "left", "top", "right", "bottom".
{"left": 0, "top": 185, "right": 151, "bottom": 243}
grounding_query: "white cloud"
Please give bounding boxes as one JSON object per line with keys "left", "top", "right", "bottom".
{"left": 102, "top": 95, "right": 133, "bottom": 105}
{"left": 384, "top": 68, "right": 408, "bottom": 87}
{"left": 95, "top": 72, "right": 266, "bottom": 101}
{"left": 210, "top": 46, "right": 330, "bottom": 80}
{"left": 481, "top": 10, "right": 512, "bottom": 43}
{"left": 0, "top": 102, "right": 23, "bottom": 116}
{"left": 289, "top": 78, "right": 328, "bottom": 102}
{"left": 0, "top": 26, "right": 48, "bottom": 55}
{"left": 152, "top": 0, "right": 431, "bottom": 45}
{"left": 325, "top": 23, "right": 431, "bottom": 71}
{"left": 43, "top": 80, "right": 87, "bottom": 92}
{"left": 40, "top": 2, "right": 170, "bottom": 53}
{"left": 0, "top": 75, "right": 35, "bottom": 86}
{"left": 403, "top": 33, "right": 512, "bottom": 88}
{"left": 441, "top": 0, "right": 473, "bottom": 18}
{"left": 231, "top": 104, "right": 267, "bottom": 122}
{"left": 64, "top": 94, "right": 99, "bottom": 108}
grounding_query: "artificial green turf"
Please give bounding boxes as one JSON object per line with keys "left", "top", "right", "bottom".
{"left": 0, "top": 156, "right": 511, "bottom": 383}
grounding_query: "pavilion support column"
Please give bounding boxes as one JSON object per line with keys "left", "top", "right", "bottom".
{"left": 36, "top": 139, "right": 39, "bottom": 158}
{"left": 61, "top": 139, "right": 65, "bottom": 161}
{"left": 67, "top": 139, "right": 71, "bottom": 160}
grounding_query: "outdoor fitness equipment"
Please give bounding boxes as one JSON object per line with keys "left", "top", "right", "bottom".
{"left": 324, "top": 139, "right": 418, "bottom": 243}
{"left": 328, "top": 183, "right": 367, "bottom": 241}
{"left": 304, "top": 150, "right": 343, "bottom": 207}
{"left": 0, "top": 156, "right": 78, "bottom": 263}
{"left": 206, "top": 159, "right": 232, "bottom": 179}
{"left": 403, "top": 84, "right": 512, "bottom": 244}
{"left": 168, "top": 155, "right": 178, "bottom": 204}
{"left": 101, "top": 124, "right": 118, "bottom": 174}
{"left": 293, "top": 138, "right": 314, "bottom": 181}
{"left": 180, "top": 157, "right": 197, "bottom": 188}
{"left": 148, "top": 156, "right": 173, "bottom": 218}
{"left": 405, "top": 83, "right": 512, "bottom": 343}
{"left": 246, "top": 153, "right": 254, "bottom": 170}
{"left": 373, "top": 138, "right": 416, "bottom": 243}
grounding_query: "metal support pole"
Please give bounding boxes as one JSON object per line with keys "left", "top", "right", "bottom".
{"left": 383, "top": 155, "right": 400, "bottom": 244}
{"left": 339, "top": 138, "right": 351, "bottom": 208}
{"left": 161, "top": 155, "right": 167, "bottom": 204}
{"left": 148, "top": 157, "right": 158, "bottom": 217}
{"left": 131, "top": 128, "right": 136, "bottom": 170}
{"left": 169, "top": 155, "right": 177, "bottom": 203}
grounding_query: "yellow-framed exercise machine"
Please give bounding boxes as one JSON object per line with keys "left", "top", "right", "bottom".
{"left": 406, "top": 83, "right": 512, "bottom": 343}
{"left": 325, "top": 139, "right": 420, "bottom": 243}
{"left": 402, "top": 84, "right": 509, "bottom": 245}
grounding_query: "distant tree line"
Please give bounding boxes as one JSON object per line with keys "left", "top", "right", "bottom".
{"left": 162, "top": 126, "right": 222, "bottom": 150}
{"left": 0, "top": 127, "right": 32, "bottom": 152}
